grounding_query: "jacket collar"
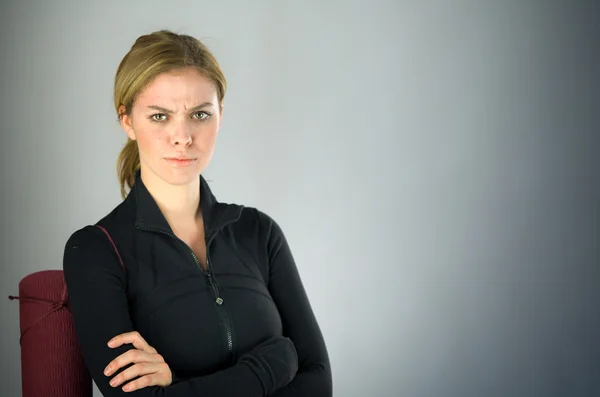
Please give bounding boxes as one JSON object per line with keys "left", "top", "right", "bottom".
{"left": 130, "top": 170, "right": 243, "bottom": 241}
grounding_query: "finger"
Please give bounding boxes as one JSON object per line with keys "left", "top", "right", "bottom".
{"left": 121, "top": 373, "right": 157, "bottom": 392}
{"left": 109, "top": 362, "right": 161, "bottom": 388}
{"left": 121, "top": 366, "right": 171, "bottom": 392}
{"left": 108, "top": 331, "right": 157, "bottom": 353}
{"left": 108, "top": 331, "right": 152, "bottom": 350}
{"left": 104, "top": 350, "right": 164, "bottom": 376}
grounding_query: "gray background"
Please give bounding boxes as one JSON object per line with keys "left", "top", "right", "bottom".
{"left": 1, "top": 1, "right": 599, "bottom": 396}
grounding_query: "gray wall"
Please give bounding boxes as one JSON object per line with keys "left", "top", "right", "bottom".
{"left": 1, "top": 1, "right": 598, "bottom": 396}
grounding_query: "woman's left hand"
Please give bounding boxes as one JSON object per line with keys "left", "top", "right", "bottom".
{"left": 104, "top": 331, "right": 173, "bottom": 392}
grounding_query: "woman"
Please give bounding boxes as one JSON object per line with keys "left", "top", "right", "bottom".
{"left": 63, "top": 30, "right": 332, "bottom": 396}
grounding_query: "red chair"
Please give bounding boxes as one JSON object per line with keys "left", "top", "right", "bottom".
{"left": 9, "top": 270, "right": 93, "bottom": 397}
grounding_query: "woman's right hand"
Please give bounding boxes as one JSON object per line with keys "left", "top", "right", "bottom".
{"left": 237, "top": 336, "right": 298, "bottom": 394}
{"left": 104, "top": 331, "right": 173, "bottom": 392}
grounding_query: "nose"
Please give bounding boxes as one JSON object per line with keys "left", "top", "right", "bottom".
{"left": 169, "top": 122, "right": 192, "bottom": 147}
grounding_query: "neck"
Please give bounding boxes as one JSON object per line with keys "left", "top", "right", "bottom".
{"left": 140, "top": 168, "right": 201, "bottom": 226}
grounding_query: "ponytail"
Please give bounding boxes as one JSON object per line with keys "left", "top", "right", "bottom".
{"left": 116, "top": 138, "right": 140, "bottom": 199}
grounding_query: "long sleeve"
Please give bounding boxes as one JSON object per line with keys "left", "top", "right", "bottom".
{"left": 265, "top": 219, "right": 333, "bottom": 397}
{"left": 63, "top": 226, "right": 294, "bottom": 397}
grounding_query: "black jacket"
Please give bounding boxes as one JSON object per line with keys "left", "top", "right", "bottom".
{"left": 63, "top": 172, "right": 332, "bottom": 396}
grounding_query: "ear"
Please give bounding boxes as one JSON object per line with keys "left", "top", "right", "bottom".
{"left": 118, "top": 105, "right": 136, "bottom": 141}
{"left": 218, "top": 102, "right": 224, "bottom": 123}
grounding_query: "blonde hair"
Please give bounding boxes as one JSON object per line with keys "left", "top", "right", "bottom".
{"left": 114, "top": 30, "right": 227, "bottom": 199}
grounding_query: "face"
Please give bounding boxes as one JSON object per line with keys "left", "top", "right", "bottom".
{"left": 120, "top": 67, "right": 222, "bottom": 188}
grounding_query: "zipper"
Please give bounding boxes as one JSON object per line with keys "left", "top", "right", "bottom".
{"left": 205, "top": 265, "right": 223, "bottom": 305}
{"left": 137, "top": 225, "right": 235, "bottom": 360}
{"left": 205, "top": 254, "right": 233, "bottom": 355}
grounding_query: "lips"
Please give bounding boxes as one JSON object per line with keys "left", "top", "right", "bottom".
{"left": 165, "top": 157, "right": 197, "bottom": 166}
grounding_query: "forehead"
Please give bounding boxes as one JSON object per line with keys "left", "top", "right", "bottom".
{"left": 136, "top": 67, "right": 217, "bottom": 105}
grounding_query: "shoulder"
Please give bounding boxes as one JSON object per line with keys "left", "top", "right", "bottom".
{"left": 239, "top": 206, "right": 274, "bottom": 226}
{"left": 63, "top": 224, "right": 128, "bottom": 291}
{"left": 69, "top": 194, "right": 137, "bottom": 255}
{"left": 235, "top": 206, "right": 285, "bottom": 241}
{"left": 63, "top": 199, "right": 133, "bottom": 276}
{"left": 227, "top": 206, "right": 290, "bottom": 259}
{"left": 64, "top": 224, "right": 107, "bottom": 252}
{"left": 63, "top": 224, "right": 116, "bottom": 263}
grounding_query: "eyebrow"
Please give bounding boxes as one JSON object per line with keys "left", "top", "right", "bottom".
{"left": 146, "top": 102, "right": 215, "bottom": 113}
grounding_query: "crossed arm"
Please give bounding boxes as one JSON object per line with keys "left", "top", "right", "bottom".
{"left": 63, "top": 221, "right": 331, "bottom": 396}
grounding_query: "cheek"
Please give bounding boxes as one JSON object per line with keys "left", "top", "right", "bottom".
{"left": 196, "top": 125, "right": 219, "bottom": 147}
{"left": 207, "top": 129, "right": 219, "bottom": 145}
{"left": 136, "top": 126, "right": 167, "bottom": 153}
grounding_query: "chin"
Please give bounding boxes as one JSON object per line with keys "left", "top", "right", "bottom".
{"left": 167, "top": 173, "right": 201, "bottom": 186}
{"left": 142, "top": 159, "right": 205, "bottom": 187}
{"left": 159, "top": 167, "right": 203, "bottom": 186}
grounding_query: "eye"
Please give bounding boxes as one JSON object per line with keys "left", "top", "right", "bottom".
{"left": 150, "top": 113, "right": 167, "bottom": 122}
{"left": 192, "top": 111, "right": 212, "bottom": 121}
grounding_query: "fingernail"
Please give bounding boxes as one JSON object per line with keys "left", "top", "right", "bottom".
{"left": 104, "top": 366, "right": 112, "bottom": 376}
{"left": 107, "top": 339, "right": 114, "bottom": 346}
{"left": 123, "top": 384, "right": 131, "bottom": 392}
{"left": 110, "top": 378, "right": 118, "bottom": 386}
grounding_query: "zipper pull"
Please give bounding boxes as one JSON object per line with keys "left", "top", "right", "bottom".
{"left": 205, "top": 266, "right": 224, "bottom": 305}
